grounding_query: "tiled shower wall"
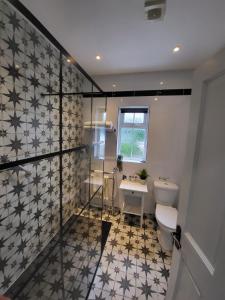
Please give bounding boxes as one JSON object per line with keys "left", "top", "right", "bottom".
{"left": 0, "top": 0, "right": 91, "bottom": 294}
{"left": 0, "top": 1, "right": 60, "bottom": 162}
{"left": 62, "top": 57, "right": 90, "bottom": 224}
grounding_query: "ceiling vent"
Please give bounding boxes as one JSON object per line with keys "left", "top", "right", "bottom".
{"left": 144, "top": 0, "right": 166, "bottom": 21}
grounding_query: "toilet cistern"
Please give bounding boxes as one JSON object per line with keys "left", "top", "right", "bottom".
{"left": 154, "top": 179, "right": 179, "bottom": 251}
{"left": 154, "top": 179, "right": 178, "bottom": 206}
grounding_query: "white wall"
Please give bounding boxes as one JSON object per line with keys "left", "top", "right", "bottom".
{"left": 94, "top": 70, "right": 193, "bottom": 213}
{"left": 94, "top": 70, "right": 192, "bottom": 91}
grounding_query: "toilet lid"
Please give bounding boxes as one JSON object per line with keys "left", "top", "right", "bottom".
{"left": 156, "top": 204, "right": 177, "bottom": 230}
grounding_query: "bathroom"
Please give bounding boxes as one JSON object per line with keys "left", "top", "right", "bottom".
{"left": 0, "top": 1, "right": 225, "bottom": 300}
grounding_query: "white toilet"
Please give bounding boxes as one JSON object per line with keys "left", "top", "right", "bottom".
{"left": 154, "top": 180, "right": 179, "bottom": 251}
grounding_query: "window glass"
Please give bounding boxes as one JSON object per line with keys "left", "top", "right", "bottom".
{"left": 134, "top": 113, "right": 144, "bottom": 124}
{"left": 117, "top": 107, "right": 149, "bottom": 163}
{"left": 124, "top": 113, "right": 134, "bottom": 123}
{"left": 120, "top": 128, "right": 145, "bottom": 161}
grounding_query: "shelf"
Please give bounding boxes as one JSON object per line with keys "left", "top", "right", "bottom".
{"left": 84, "top": 127, "right": 115, "bottom": 132}
{"left": 84, "top": 175, "right": 103, "bottom": 186}
{"left": 123, "top": 194, "right": 143, "bottom": 216}
{"left": 84, "top": 121, "right": 115, "bottom": 132}
{"left": 123, "top": 205, "right": 142, "bottom": 216}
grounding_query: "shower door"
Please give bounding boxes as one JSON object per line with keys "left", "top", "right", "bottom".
{"left": 0, "top": 0, "right": 62, "bottom": 296}
{"left": 60, "top": 57, "right": 107, "bottom": 299}
{"left": 0, "top": 0, "right": 108, "bottom": 299}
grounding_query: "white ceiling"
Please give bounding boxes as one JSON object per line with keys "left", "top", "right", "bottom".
{"left": 20, "top": 0, "right": 225, "bottom": 75}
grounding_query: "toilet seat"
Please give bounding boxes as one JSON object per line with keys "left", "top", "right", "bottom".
{"left": 156, "top": 204, "right": 177, "bottom": 231}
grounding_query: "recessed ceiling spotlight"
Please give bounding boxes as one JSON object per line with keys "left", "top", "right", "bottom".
{"left": 96, "top": 55, "right": 101, "bottom": 60}
{"left": 173, "top": 45, "right": 181, "bottom": 53}
{"left": 154, "top": 97, "right": 158, "bottom": 101}
{"left": 160, "top": 81, "right": 164, "bottom": 85}
{"left": 67, "top": 58, "right": 71, "bottom": 63}
{"left": 112, "top": 84, "right": 116, "bottom": 88}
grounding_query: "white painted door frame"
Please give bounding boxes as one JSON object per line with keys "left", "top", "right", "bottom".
{"left": 166, "top": 46, "right": 225, "bottom": 300}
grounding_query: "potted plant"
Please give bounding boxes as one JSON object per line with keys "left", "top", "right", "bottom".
{"left": 137, "top": 169, "right": 149, "bottom": 184}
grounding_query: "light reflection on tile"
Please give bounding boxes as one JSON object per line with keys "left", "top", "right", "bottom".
{"left": 7, "top": 215, "right": 105, "bottom": 300}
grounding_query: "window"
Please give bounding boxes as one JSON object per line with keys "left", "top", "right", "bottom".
{"left": 117, "top": 107, "right": 149, "bottom": 163}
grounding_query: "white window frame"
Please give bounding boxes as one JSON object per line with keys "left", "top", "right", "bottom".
{"left": 117, "top": 106, "right": 149, "bottom": 163}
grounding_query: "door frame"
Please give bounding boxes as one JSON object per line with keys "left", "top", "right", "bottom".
{"left": 166, "top": 47, "right": 225, "bottom": 300}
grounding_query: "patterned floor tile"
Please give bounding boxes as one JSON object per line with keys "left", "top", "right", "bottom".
{"left": 87, "top": 206, "right": 172, "bottom": 300}
{"left": 5, "top": 215, "right": 107, "bottom": 300}
{"left": 7, "top": 207, "right": 172, "bottom": 300}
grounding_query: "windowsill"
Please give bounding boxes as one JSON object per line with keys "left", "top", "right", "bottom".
{"left": 122, "top": 159, "right": 146, "bottom": 164}
{"left": 96, "top": 157, "right": 146, "bottom": 163}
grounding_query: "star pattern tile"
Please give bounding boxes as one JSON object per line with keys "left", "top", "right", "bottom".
{"left": 0, "top": 0, "right": 91, "bottom": 295}
{"left": 86, "top": 207, "right": 172, "bottom": 300}
{"left": 0, "top": 0, "right": 84, "bottom": 165}
{"left": 4, "top": 215, "right": 104, "bottom": 300}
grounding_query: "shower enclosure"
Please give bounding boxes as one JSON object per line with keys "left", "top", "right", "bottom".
{"left": 0, "top": 0, "right": 108, "bottom": 299}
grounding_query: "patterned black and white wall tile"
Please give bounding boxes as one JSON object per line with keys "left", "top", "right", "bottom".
{"left": 62, "top": 57, "right": 87, "bottom": 151}
{"left": 0, "top": 0, "right": 94, "bottom": 295}
{"left": 61, "top": 58, "right": 92, "bottom": 224}
{"left": 0, "top": 0, "right": 61, "bottom": 164}
{"left": 0, "top": 157, "right": 60, "bottom": 293}
{"left": 62, "top": 150, "right": 90, "bottom": 224}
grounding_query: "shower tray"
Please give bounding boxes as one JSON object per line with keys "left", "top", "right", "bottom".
{"left": 5, "top": 215, "right": 111, "bottom": 300}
